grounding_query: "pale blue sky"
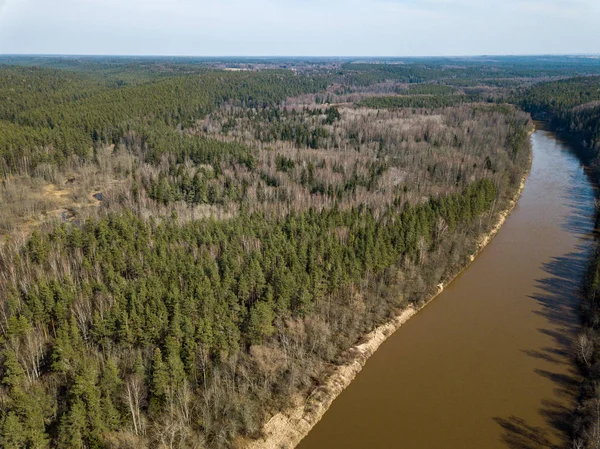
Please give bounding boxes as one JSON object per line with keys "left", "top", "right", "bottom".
{"left": 0, "top": 0, "right": 598, "bottom": 56}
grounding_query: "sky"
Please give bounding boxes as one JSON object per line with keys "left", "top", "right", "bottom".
{"left": 0, "top": 0, "right": 598, "bottom": 57}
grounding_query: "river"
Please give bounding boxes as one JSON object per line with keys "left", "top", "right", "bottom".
{"left": 296, "top": 125, "right": 596, "bottom": 449}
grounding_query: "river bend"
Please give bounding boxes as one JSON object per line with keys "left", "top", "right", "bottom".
{"left": 297, "top": 125, "right": 596, "bottom": 449}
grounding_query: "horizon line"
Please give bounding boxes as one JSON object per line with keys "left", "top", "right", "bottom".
{"left": 1, "top": 53, "right": 600, "bottom": 59}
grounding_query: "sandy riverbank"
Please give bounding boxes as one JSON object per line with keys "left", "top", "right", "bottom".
{"left": 239, "top": 153, "right": 532, "bottom": 449}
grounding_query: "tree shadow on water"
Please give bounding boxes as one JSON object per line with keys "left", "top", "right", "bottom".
{"left": 494, "top": 416, "right": 561, "bottom": 449}
{"left": 494, "top": 371, "right": 578, "bottom": 448}
{"left": 495, "top": 399, "right": 574, "bottom": 449}
{"left": 495, "top": 246, "right": 592, "bottom": 448}
{"left": 496, "top": 152, "right": 597, "bottom": 448}
{"left": 560, "top": 181, "right": 597, "bottom": 238}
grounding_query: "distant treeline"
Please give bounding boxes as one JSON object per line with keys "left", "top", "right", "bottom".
{"left": 340, "top": 58, "right": 600, "bottom": 87}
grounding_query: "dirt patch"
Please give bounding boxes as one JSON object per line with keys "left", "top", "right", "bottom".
{"left": 0, "top": 173, "right": 116, "bottom": 243}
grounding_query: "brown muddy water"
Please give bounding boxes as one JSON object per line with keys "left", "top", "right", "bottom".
{"left": 296, "top": 125, "right": 597, "bottom": 449}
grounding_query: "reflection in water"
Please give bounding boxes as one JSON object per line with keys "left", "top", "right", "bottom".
{"left": 297, "top": 127, "right": 596, "bottom": 449}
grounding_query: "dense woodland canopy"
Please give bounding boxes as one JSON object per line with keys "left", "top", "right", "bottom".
{"left": 0, "top": 67, "right": 329, "bottom": 174}
{"left": 520, "top": 76, "right": 600, "bottom": 151}
{"left": 0, "top": 55, "right": 597, "bottom": 448}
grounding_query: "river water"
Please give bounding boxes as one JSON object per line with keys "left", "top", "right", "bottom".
{"left": 296, "top": 125, "right": 596, "bottom": 449}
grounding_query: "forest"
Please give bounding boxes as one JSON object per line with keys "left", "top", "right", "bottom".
{"left": 0, "top": 55, "right": 596, "bottom": 448}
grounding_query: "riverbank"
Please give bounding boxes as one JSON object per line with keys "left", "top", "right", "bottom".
{"left": 239, "top": 148, "right": 532, "bottom": 449}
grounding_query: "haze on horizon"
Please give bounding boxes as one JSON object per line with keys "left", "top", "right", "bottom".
{"left": 0, "top": 0, "right": 599, "bottom": 57}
